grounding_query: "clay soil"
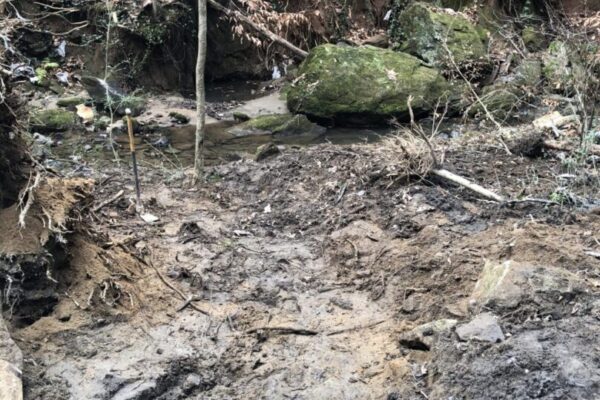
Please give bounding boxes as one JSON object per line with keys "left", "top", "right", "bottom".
{"left": 10, "top": 135, "right": 600, "bottom": 399}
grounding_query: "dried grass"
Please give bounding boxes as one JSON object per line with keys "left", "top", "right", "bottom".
{"left": 369, "top": 131, "right": 442, "bottom": 180}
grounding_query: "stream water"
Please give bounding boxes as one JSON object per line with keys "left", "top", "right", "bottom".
{"left": 53, "top": 81, "right": 390, "bottom": 168}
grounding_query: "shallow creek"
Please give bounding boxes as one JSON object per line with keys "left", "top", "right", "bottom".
{"left": 52, "top": 81, "right": 389, "bottom": 168}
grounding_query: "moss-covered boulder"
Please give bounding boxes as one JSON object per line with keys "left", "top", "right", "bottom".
{"left": 29, "top": 109, "right": 76, "bottom": 132}
{"left": 390, "top": 2, "right": 488, "bottom": 66}
{"left": 287, "top": 44, "right": 455, "bottom": 125}
{"left": 228, "top": 114, "right": 325, "bottom": 137}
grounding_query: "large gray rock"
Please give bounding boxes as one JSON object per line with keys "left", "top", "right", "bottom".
{"left": 428, "top": 317, "right": 600, "bottom": 400}
{"left": 470, "top": 260, "right": 589, "bottom": 313}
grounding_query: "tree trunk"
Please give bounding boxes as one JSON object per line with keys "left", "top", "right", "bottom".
{"left": 193, "top": 0, "right": 207, "bottom": 182}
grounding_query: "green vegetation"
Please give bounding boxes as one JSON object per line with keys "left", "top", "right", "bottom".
{"left": 230, "top": 113, "right": 324, "bottom": 136}
{"left": 57, "top": 97, "right": 88, "bottom": 108}
{"left": 29, "top": 109, "right": 76, "bottom": 132}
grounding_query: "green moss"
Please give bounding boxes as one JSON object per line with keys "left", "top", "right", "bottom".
{"left": 521, "top": 26, "right": 546, "bottom": 52}
{"left": 41, "top": 61, "right": 60, "bottom": 69}
{"left": 229, "top": 114, "right": 325, "bottom": 137}
{"left": 109, "top": 95, "right": 146, "bottom": 116}
{"left": 29, "top": 109, "right": 76, "bottom": 132}
{"left": 94, "top": 116, "right": 112, "bottom": 130}
{"left": 245, "top": 114, "right": 294, "bottom": 131}
{"left": 35, "top": 67, "right": 47, "bottom": 81}
{"left": 390, "top": 2, "right": 488, "bottom": 66}
{"left": 287, "top": 44, "right": 453, "bottom": 124}
{"left": 57, "top": 96, "right": 87, "bottom": 108}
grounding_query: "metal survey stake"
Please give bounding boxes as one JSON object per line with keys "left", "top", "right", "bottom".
{"left": 125, "top": 108, "right": 142, "bottom": 209}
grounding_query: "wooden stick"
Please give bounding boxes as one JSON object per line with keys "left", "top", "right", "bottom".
{"left": 326, "top": 319, "right": 386, "bottom": 336}
{"left": 431, "top": 168, "right": 505, "bottom": 202}
{"left": 125, "top": 109, "right": 142, "bottom": 209}
{"left": 146, "top": 256, "right": 210, "bottom": 316}
{"left": 207, "top": 0, "right": 308, "bottom": 59}
{"left": 543, "top": 140, "right": 600, "bottom": 155}
{"left": 246, "top": 326, "right": 318, "bottom": 336}
{"left": 92, "top": 189, "right": 124, "bottom": 212}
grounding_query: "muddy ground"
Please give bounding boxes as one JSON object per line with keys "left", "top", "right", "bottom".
{"left": 6, "top": 129, "right": 600, "bottom": 399}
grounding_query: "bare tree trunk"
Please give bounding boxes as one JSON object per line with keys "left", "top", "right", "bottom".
{"left": 193, "top": 0, "right": 207, "bottom": 183}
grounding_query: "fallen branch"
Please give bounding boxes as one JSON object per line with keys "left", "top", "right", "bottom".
{"left": 326, "top": 319, "right": 386, "bottom": 336}
{"left": 92, "top": 189, "right": 124, "bottom": 212}
{"left": 146, "top": 256, "right": 210, "bottom": 316}
{"left": 431, "top": 168, "right": 505, "bottom": 202}
{"left": 543, "top": 140, "right": 600, "bottom": 155}
{"left": 207, "top": 0, "right": 308, "bottom": 59}
{"left": 246, "top": 326, "right": 318, "bottom": 336}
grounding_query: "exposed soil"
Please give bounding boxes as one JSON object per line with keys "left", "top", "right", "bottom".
{"left": 3, "top": 0, "right": 600, "bottom": 398}
{"left": 8, "top": 133, "right": 600, "bottom": 399}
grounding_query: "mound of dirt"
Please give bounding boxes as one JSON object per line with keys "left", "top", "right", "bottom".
{"left": 0, "top": 178, "right": 93, "bottom": 324}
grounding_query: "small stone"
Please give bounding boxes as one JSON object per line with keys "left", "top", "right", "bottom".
{"left": 329, "top": 297, "right": 353, "bottom": 310}
{"left": 168, "top": 111, "right": 190, "bottom": 124}
{"left": 456, "top": 313, "right": 504, "bottom": 343}
{"left": 233, "top": 111, "right": 250, "bottom": 122}
{"left": 183, "top": 373, "right": 202, "bottom": 392}
{"left": 254, "top": 143, "right": 280, "bottom": 161}
{"left": 399, "top": 319, "right": 458, "bottom": 350}
{"left": 401, "top": 296, "right": 416, "bottom": 313}
{"left": 57, "top": 311, "right": 71, "bottom": 322}
{"left": 355, "top": 269, "right": 372, "bottom": 278}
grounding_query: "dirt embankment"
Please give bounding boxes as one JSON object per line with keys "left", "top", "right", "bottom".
{"left": 2, "top": 135, "right": 597, "bottom": 399}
